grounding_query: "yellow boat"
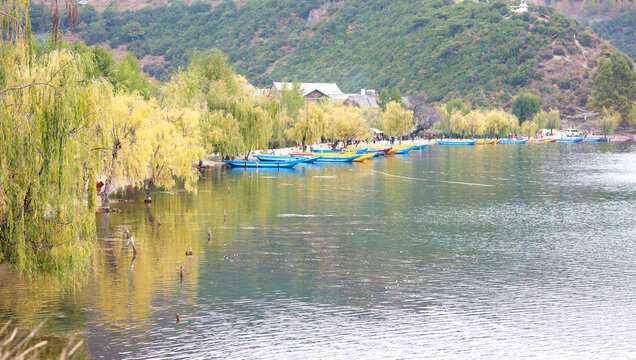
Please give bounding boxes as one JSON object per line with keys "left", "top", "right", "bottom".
{"left": 352, "top": 152, "right": 377, "bottom": 162}
{"left": 475, "top": 139, "right": 497, "bottom": 145}
{"left": 387, "top": 144, "right": 408, "bottom": 154}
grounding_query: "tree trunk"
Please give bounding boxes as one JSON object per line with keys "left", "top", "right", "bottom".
{"left": 98, "top": 141, "right": 120, "bottom": 212}
{"left": 99, "top": 177, "right": 111, "bottom": 211}
{"left": 144, "top": 180, "right": 153, "bottom": 203}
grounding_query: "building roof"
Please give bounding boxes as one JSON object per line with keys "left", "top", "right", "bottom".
{"left": 341, "top": 94, "right": 379, "bottom": 109}
{"left": 272, "top": 82, "right": 344, "bottom": 97}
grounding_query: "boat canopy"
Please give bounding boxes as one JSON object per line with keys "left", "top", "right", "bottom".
{"left": 369, "top": 128, "right": 383, "bottom": 134}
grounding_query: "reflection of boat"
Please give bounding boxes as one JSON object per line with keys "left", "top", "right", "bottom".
{"left": 499, "top": 139, "right": 528, "bottom": 144}
{"left": 225, "top": 167, "right": 303, "bottom": 175}
{"left": 582, "top": 138, "right": 603, "bottom": 142}
{"left": 223, "top": 159, "right": 304, "bottom": 168}
{"left": 556, "top": 138, "right": 583, "bottom": 143}
{"left": 254, "top": 155, "right": 322, "bottom": 163}
{"left": 437, "top": 140, "right": 478, "bottom": 146}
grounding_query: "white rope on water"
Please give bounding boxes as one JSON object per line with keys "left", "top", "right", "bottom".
{"left": 374, "top": 170, "right": 495, "bottom": 187}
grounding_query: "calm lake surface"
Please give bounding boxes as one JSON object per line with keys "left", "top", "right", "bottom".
{"left": 1, "top": 143, "right": 635, "bottom": 359}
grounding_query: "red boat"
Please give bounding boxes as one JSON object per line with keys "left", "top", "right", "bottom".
{"left": 373, "top": 148, "right": 392, "bottom": 154}
{"left": 610, "top": 138, "right": 634, "bottom": 142}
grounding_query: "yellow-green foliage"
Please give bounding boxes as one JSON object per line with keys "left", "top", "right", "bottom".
{"left": 520, "top": 120, "right": 539, "bottom": 137}
{"left": 485, "top": 109, "right": 519, "bottom": 137}
{"left": 601, "top": 109, "right": 619, "bottom": 135}
{"left": 170, "top": 50, "right": 276, "bottom": 158}
{"left": 383, "top": 101, "right": 414, "bottom": 139}
{"left": 534, "top": 110, "right": 549, "bottom": 131}
{"left": 546, "top": 109, "right": 561, "bottom": 131}
{"left": 439, "top": 102, "right": 520, "bottom": 137}
{"left": 146, "top": 107, "right": 204, "bottom": 194}
{"left": 323, "top": 102, "right": 368, "bottom": 143}
{"left": 285, "top": 103, "right": 326, "bottom": 146}
{"left": 0, "top": 47, "right": 108, "bottom": 278}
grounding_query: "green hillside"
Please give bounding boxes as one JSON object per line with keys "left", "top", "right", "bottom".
{"left": 593, "top": 10, "right": 636, "bottom": 60}
{"left": 33, "top": 0, "right": 616, "bottom": 113}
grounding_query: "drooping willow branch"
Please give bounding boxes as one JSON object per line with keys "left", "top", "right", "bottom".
{"left": 0, "top": 82, "right": 60, "bottom": 96}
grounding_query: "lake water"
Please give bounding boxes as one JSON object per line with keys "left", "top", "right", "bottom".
{"left": 1, "top": 143, "right": 635, "bottom": 359}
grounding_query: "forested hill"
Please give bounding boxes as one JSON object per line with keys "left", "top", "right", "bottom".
{"left": 31, "top": 0, "right": 616, "bottom": 112}
{"left": 593, "top": 10, "right": 636, "bottom": 61}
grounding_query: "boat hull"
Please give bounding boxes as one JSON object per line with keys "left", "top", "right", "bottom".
{"left": 395, "top": 145, "right": 418, "bottom": 154}
{"left": 556, "top": 138, "right": 583, "bottom": 143}
{"left": 223, "top": 159, "right": 304, "bottom": 168}
{"left": 437, "top": 140, "right": 478, "bottom": 146}
{"left": 254, "top": 155, "right": 321, "bottom": 163}
{"left": 499, "top": 139, "right": 528, "bottom": 144}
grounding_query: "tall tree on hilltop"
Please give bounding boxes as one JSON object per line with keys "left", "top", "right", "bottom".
{"left": 590, "top": 52, "right": 636, "bottom": 124}
{"left": 511, "top": 93, "right": 541, "bottom": 123}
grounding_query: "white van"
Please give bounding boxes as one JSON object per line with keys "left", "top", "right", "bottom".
{"left": 564, "top": 129, "right": 583, "bottom": 137}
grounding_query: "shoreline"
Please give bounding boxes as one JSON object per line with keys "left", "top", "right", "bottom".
{"left": 193, "top": 134, "right": 634, "bottom": 169}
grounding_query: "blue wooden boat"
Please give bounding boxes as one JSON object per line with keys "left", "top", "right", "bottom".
{"left": 310, "top": 149, "right": 343, "bottom": 154}
{"left": 582, "top": 138, "right": 603, "bottom": 142}
{"left": 414, "top": 144, "right": 429, "bottom": 150}
{"left": 395, "top": 145, "right": 419, "bottom": 154}
{"left": 254, "top": 155, "right": 321, "bottom": 163}
{"left": 314, "top": 155, "right": 362, "bottom": 163}
{"left": 499, "top": 139, "right": 528, "bottom": 144}
{"left": 556, "top": 138, "right": 583, "bottom": 143}
{"left": 437, "top": 140, "right": 478, "bottom": 146}
{"left": 223, "top": 158, "right": 304, "bottom": 168}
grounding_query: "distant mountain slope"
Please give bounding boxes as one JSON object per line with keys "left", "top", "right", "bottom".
{"left": 593, "top": 10, "right": 636, "bottom": 60}
{"left": 33, "top": 0, "right": 618, "bottom": 114}
{"left": 527, "top": 0, "right": 634, "bottom": 23}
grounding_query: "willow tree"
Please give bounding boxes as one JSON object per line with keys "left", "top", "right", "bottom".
{"left": 546, "top": 109, "right": 561, "bottom": 135}
{"left": 600, "top": 109, "right": 619, "bottom": 136}
{"left": 450, "top": 109, "right": 469, "bottom": 138}
{"left": 520, "top": 120, "right": 538, "bottom": 137}
{"left": 238, "top": 98, "right": 273, "bottom": 159}
{"left": 200, "top": 111, "right": 245, "bottom": 158}
{"left": 383, "top": 101, "right": 413, "bottom": 144}
{"left": 144, "top": 107, "right": 204, "bottom": 203}
{"left": 533, "top": 111, "right": 549, "bottom": 132}
{"left": 324, "top": 103, "right": 368, "bottom": 146}
{"left": 485, "top": 109, "right": 519, "bottom": 137}
{"left": 285, "top": 103, "right": 325, "bottom": 148}
{"left": 464, "top": 110, "right": 487, "bottom": 138}
{"left": 94, "top": 92, "right": 153, "bottom": 210}
{"left": 0, "top": 2, "right": 111, "bottom": 276}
